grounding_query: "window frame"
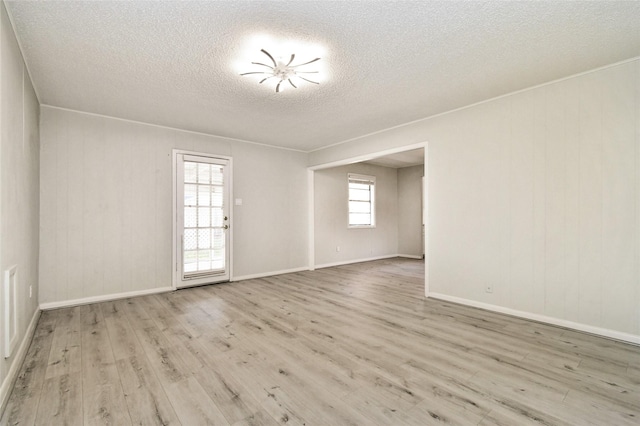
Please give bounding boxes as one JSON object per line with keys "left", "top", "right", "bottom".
{"left": 347, "top": 173, "right": 376, "bottom": 229}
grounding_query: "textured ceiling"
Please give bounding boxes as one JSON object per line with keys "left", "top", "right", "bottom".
{"left": 6, "top": 1, "right": 640, "bottom": 152}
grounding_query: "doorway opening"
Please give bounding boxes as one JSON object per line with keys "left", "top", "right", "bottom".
{"left": 307, "top": 142, "right": 428, "bottom": 296}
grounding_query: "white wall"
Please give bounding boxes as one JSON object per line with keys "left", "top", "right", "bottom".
{"left": 0, "top": 1, "right": 40, "bottom": 410}
{"left": 310, "top": 59, "right": 640, "bottom": 342}
{"left": 39, "top": 107, "right": 308, "bottom": 305}
{"left": 397, "top": 165, "right": 423, "bottom": 257}
{"left": 314, "top": 163, "right": 398, "bottom": 266}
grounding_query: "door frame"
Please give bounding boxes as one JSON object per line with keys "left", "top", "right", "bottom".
{"left": 172, "top": 149, "right": 233, "bottom": 290}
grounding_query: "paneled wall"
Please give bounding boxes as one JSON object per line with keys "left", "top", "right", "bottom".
{"left": 39, "top": 107, "right": 308, "bottom": 305}
{"left": 0, "top": 2, "right": 40, "bottom": 409}
{"left": 397, "top": 165, "right": 423, "bottom": 257}
{"left": 430, "top": 61, "right": 639, "bottom": 339}
{"left": 310, "top": 59, "right": 640, "bottom": 341}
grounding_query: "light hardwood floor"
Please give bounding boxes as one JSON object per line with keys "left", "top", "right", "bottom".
{"left": 2, "top": 258, "right": 639, "bottom": 425}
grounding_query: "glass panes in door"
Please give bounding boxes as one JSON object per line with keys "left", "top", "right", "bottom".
{"left": 181, "top": 159, "right": 229, "bottom": 280}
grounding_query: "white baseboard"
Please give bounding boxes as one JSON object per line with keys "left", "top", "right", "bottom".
{"left": 397, "top": 254, "right": 423, "bottom": 259}
{"left": 39, "top": 286, "right": 174, "bottom": 311}
{"left": 232, "top": 266, "right": 310, "bottom": 282}
{"left": 428, "top": 292, "right": 640, "bottom": 346}
{"left": 1, "top": 307, "right": 41, "bottom": 415}
{"left": 315, "top": 254, "right": 400, "bottom": 270}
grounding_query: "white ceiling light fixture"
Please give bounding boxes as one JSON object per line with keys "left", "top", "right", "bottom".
{"left": 240, "top": 49, "right": 321, "bottom": 93}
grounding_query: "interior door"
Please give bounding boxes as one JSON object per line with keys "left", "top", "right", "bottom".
{"left": 175, "top": 153, "right": 230, "bottom": 288}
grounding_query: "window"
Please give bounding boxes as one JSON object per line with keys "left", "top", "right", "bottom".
{"left": 348, "top": 173, "right": 375, "bottom": 228}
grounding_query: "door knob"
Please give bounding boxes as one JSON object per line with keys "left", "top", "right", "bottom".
{"left": 223, "top": 225, "right": 229, "bottom": 229}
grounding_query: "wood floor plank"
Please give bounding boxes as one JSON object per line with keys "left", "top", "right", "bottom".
{"left": 192, "top": 359, "right": 276, "bottom": 425}
{"left": 45, "top": 307, "right": 82, "bottom": 379}
{"left": 230, "top": 409, "right": 279, "bottom": 426}
{"left": 101, "top": 301, "right": 145, "bottom": 361}
{"left": 211, "top": 342, "right": 319, "bottom": 426}
{"left": 130, "top": 323, "right": 197, "bottom": 386}
{"left": 35, "top": 372, "right": 82, "bottom": 426}
{"left": 119, "top": 297, "right": 157, "bottom": 330}
{"left": 1, "top": 311, "right": 54, "bottom": 426}
{"left": 479, "top": 405, "right": 568, "bottom": 426}
{"left": 115, "top": 355, "right": 180, "bottom": 426}
{"left": 400, "top": 359, "right": 494, "bottom": 417}
{"left": 628, "top": 363, "right": 640, "bottom": 380}
{"left": 340, "top": 383, "right": 422, "bottom": 425}
{"left": 136, "top": 295, "right": 197, "bottom": 346}
{"left": 3, "top": 258, "right": 640, "bottom": 426}
{"left": 80, "top": 304, "right": 132, "bottom": 425}
{"left": 561, "top": 388, "right": 640, "bottom": 426}
{"left": 403, "top": 394, "right": 487, "bottom": 425}
{"left": 164, "top": 377, "right": 230, "bottom": 425}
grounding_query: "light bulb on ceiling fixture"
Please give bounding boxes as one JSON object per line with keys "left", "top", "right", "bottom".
{"left": 240, "top": 49, "right": 321, "bottom": 93}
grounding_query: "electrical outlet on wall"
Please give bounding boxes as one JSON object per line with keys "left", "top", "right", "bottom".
{"left": 336, "top": 246, "right": 340, "bottom": 252}
{"left": 29, "top": 285, "right": 32, "bottom": 298}
{"left": 485, "top": 285, "right": 493, "bottom": 293}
